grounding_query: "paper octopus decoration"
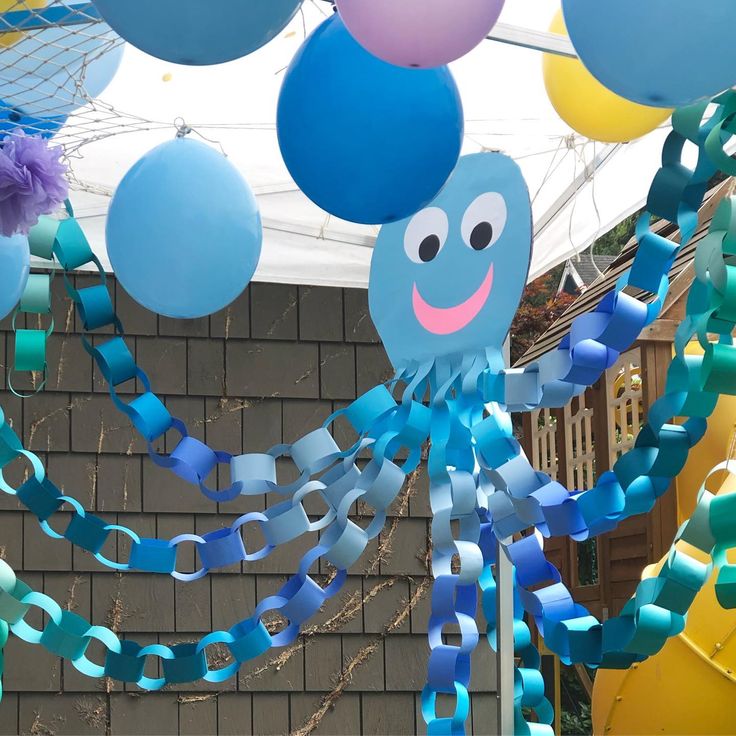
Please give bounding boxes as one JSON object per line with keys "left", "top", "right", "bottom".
{"left": 3, "top": 96, "right": 736, "bottom": 736}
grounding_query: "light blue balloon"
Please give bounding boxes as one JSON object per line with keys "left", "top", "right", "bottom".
{"left": 0, "top": 24, "right": 123, "bottom": 116}
{"left": 92, "top": 0, "right": 303, "bottom": 65}
{"left": 0, "top": 233, "right": 30, "bottom": 322}
{"left": 369, "top": 153, "right": 532, "bottom": 370}
{"left": 106, "top": 137, "right": 262, "bottom": 320}
{"left": 563, "top": 0, "right": 736, "bottom": 108}
{"left": 277, "top": 14, "right": 464, "bottom": 225}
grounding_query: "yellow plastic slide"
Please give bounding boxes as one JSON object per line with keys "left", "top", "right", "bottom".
{"left": 592, "top": 379, "right": 736, "bottom": 734}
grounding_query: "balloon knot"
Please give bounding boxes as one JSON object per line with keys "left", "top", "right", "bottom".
{"left": 174, "top": 118, "right": 193, "bottom": 139}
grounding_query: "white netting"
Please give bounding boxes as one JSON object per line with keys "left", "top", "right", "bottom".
{"left": 0, "top": 1, "right": 168, "bottom": 162}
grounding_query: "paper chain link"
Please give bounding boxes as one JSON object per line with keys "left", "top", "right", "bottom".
{"left": 7, "top": 208, "right": 69, "bottom": 398}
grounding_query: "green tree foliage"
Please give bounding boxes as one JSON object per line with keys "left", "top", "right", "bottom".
{"left": 592, "top": 213, "right": 636, "bottom": 256}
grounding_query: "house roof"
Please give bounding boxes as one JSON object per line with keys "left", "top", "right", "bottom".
{"left": 558, "top": 250, "right": 617, "bottom": 293}
{"left": 571, "top": 251, "right": 617, "bottom": 287}
{"left": 515, "top": 178, "right": 735, "bottom": 368}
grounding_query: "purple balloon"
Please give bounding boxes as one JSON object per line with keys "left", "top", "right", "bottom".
{"left": 335, "top": 0, "right": 505, "bottom": 68}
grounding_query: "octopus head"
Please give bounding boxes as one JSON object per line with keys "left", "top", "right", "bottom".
{"left": 369, "top": 152, "right": 533, "bottom": 370}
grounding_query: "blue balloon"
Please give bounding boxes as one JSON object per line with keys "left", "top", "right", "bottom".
{"left": 562, "top": 0, "right": 736, "bottom": 108}
{"left": 0, "top": 233, "right": 30, "bottom": 322}
{"left": 0, "top": 25, "right": 123, "bottom": 116}
{"left": 92, "top": 0, "right": 303, "bottom": 65}
{"left": 106, "top": 137, "right": 262, "bottom": 319}
{"left": 0, "top": 102, "right": 66, "bottom": 138}
{"left": 277, "top": 14, "right": 464, "bottom": 225}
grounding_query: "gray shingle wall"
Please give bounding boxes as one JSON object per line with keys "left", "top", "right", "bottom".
{"left": 0, "top": 278, "right": 498, "bottom": 736}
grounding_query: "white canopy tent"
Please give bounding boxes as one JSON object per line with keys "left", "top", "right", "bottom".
{"left": 57, "top": 0, "right": 704, "bottom": 287}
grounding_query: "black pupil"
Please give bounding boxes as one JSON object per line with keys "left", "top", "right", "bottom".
{"left": 418, "top": 234, "right": 441, "bottom": 262}
{"left": 470, "top": 221, "right": 493, "bottom": 250}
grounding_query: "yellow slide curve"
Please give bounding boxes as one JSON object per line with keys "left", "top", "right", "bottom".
{"left": 592, "top": 357, "right": 736, "bottom": 735}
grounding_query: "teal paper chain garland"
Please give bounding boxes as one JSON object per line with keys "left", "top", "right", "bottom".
{"left": 7, "top": 213, "right": 62, "bottom": 397}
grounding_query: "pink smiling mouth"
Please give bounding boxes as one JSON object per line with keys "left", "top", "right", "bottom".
{"left": 412, "top": 263, "right": 494, "bottom": 336}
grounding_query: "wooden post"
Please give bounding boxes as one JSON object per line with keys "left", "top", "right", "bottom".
{"left": 553, "top": 407, "right": 568, "bottom": 489}
{"left": 635, "top": 340, "right": 680, "bottom": 560}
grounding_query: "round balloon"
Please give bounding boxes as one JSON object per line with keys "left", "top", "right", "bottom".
{"left": 562, "top": 0, "right": 736, "bottom": 108}
{"left": 92, "top": 0, "right": 302, "bottom": 65}
{"left": 543, "top": 11, "right": 672, "bottom": 143}
{"left": 0, "top": 25, "right": 123, "bottom": 116}
{"left": 0, "top": 233, "right": 30, "bottom": 321}
{"left": 277, "top": 14, "right": 464, "bottom": 225}
{"left": 106, "top": 137, "right": 262, "bottom": 319}
{"left": 336, "top": 0, "right": 505, "bottom": 68}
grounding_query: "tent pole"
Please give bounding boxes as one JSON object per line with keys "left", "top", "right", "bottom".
{"left": 497, "top": 335, "right": 515, "bottom": 736}
{"left": 487, "top": 22, "right": 577, "bottom": 58}
{"left": 496, "top": 536, "right": 516, "bottom": 736}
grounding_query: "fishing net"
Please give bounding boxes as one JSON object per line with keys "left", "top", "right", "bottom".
{"left": 0, "top": 0, "right": 167, "bottom": 163}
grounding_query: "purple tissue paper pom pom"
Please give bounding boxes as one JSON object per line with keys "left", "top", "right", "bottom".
{"left": 0, "top": 129, "right": 68, "bottom": 237}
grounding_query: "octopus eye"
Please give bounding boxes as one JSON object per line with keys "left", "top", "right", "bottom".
{"left": 404, "top": 207, "right": 449, "bottom": 264}
{"left": 461, "top": 192, "right": 507, "bottom": 252}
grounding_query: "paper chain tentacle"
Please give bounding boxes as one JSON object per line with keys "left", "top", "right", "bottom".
{"left": 0, "top": 385, "right": 426, "bottom": 577}
{"left": 2, "top": 204, "right": 435, "bottom": 577}
{"left": 505, "top": 459, "right": 735, "bottom": 670}
{"left": 478, "top": 529, "right": 554, "bottom": 736}
{"left": 477, "top": 181, "right": 736, "bottom": 687}
{"left": 488, "top": 94, "right": 736, "bottom": 413}
{"left": 0, "top": 385, "right": 432, "bottom": 687}
{"left": 421, "top": 358, "right": 485, "bottom": 735}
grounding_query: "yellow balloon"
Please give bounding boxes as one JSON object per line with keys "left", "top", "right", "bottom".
{"left": 0, "top": 0, "right": 47, "bottom": 48}
{"left": 543, "top": 10, "right": 673, "bottom": 143}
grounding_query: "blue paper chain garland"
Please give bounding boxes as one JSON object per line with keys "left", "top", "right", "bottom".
{"left": 487, "top": 185, "right": 736, "bottom": 671}
{"left": 0, "top": 417, "right": 424, "bottom": 686}
{"left": 0, "top": 388, "right": 429, "bottom": 576}
{"left": 488, "top": 96, "right": 736, "bottom": 412}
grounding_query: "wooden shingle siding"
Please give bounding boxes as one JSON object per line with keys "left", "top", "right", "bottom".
{"left": 0, "top": 278, "right": 498, "bottom": 736}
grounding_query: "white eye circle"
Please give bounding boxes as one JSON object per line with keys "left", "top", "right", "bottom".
{"left": 403, "top": 207, "right": 449, "bottom": 264}
{"left": 461, "top": 192, "right": 507, "bottom": 251}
